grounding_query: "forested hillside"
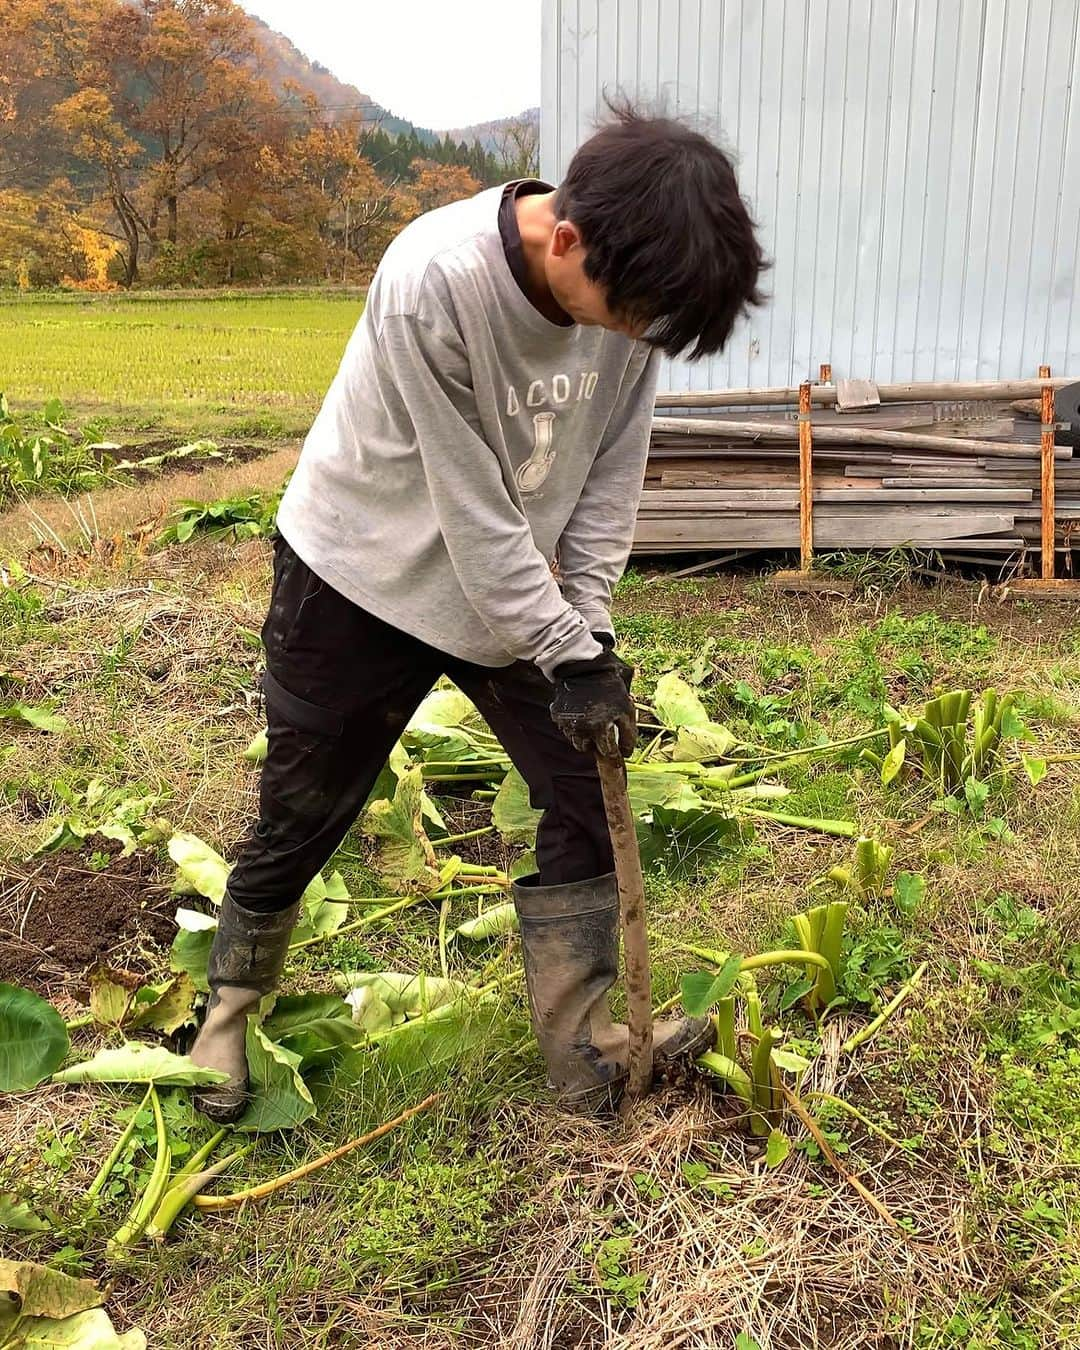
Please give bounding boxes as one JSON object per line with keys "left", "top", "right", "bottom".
{"left": 0, "top": 0, "right": 526, "bottom": 289}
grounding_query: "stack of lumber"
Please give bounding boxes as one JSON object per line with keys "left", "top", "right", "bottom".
{"left": 633, "top": 380, "right": 1080, "bottom": 560}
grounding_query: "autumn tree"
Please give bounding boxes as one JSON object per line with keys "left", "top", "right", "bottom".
{"left": 493, "top": 115, "right": 540, "bottom": 179}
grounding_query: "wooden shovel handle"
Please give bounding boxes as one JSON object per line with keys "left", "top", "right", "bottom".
{"left": 596, "top": 751, "right": 654, "bottom": 1100}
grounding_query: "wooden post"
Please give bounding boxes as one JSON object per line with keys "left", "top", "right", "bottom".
{"left": 1039, "top": 364, "right": 1056, "bottom": 580}
{"left": 818, "top": 363, "right": 832, "bottom": 384}
{"left": 799, "top": 380, "right": 814, "bottom": 572}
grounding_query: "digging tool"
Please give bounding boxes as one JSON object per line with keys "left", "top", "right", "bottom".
{"left": 595, "top": 748, "right": 654, "bottom": 1100}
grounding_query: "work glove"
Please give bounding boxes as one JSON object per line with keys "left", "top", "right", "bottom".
{"left": 551, "top": 636, "right": 636, "bottom": 759}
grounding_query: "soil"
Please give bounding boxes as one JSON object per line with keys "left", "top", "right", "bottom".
{"left": 0, "top": 837, "right": 177, "bottom": 998}
{"left": 98, "top": 440, "right": 276, "bottom": 484}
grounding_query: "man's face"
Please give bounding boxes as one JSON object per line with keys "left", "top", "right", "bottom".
{"left": 544, "top": 220, "right": 651, "bottom": 338}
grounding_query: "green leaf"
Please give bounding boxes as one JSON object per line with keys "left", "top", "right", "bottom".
{"left": 234, "top": 1023, "right": 315, "bottom": 1133}
{"left": 491, "top": 767, "right": 542, "bottom": 845}
{"left": 770, "top": 1048, "right": 811, "bottom": 1074}
{"left": 679, "top": 957, "right": 743, "bottom": 1017}
{"left": 0, "top": 983, "right": 69, "bottom": 1092}
{"left": 168, "top": 919, "right": 215, "bottom": 993}
{"left": 337, "top": 971, "right": 469, "bottom": 1019}
{"left": 735, "top": 1333, "right": 763, "bottom": 1350}
{"left": 454, "top": 902, "right": 518, "bottom": 940}
{"left": 626, "top": 769, "right": 707, "bottom": 816}
{"left": 652, "top": 673, "right": 711, "bottom": 729}
{"left": 671, "top": 722, "right": 736, "bottom": 762}
{"left": 779, "top": 976, "right": 815, "bottom": 1012}
{"left": 1021, "top": 753, "right": 1047, "bottom": 787}
{"left": 999, "top": 706, "right": 1026, "bottom": 739}
{"left": 695, "top": 1051, "right": 753, "bottom": 1106}
{"left": 53, "top": 1043, "right": 228, "bottom": 1087}
{"left": 893, "top": 871, "right": 926, "bottom": 917}
{"left": 0, "top": 1259, "right": 102, "bottom": 1321}
{"left": 963, "top": 776, "right": 990, "bottom": 818}
{"left": 167, "top": 832, "right": 229, "bottom": 904}
{"left": 87, "top": 970, "right": 133, "bottom": 1029}
{"left": 636, "top": 805, "right": 740, "bottom": 879}
{"left": 0, "top": 1194, "right": 51, "bottom": 1233}
{"left": 765, "top": 1129, "right": 791, "bottom": 1168}
{"left": 127, "top": 974, "right": 197, "bottom": 1036}
{"left": 42, "top": 398, "right": 65, "bottom": 427}
{"left": 360, "top": 766, "right": 439, "bottom": 887}
{"left": 0, "top": 703, "right": 67, "bottom": 733}
{"left": 261, "top": 994, "right": 361, "bottom": 1065}
{"left": 880, "top": 738, "right": 906, "bottom": 786}
{"left": 17, "top": 1307, "right": 147, "bottom": 1348}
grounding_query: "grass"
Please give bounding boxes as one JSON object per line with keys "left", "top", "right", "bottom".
{"left": 2, "top": 523, "right": 1079, "bottom": 1346}
{"left": 0, "top": 289, "right": 363, "bottom": 439}
{"left": 2, "top": 307, "right": 1080, "bottom": 1344}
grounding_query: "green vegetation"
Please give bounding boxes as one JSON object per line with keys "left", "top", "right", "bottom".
{"left": 2, "top": 424, "right": 1080, "bottom": 1344}
{"left": 0, "top": 292, "right": 361, "bottom": 438}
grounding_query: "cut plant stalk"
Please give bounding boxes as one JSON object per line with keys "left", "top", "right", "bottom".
{"left": 147, "top": 1143, "right": 254, "bottom": 1241}
{"left": 842, "top": 961, "right": 928, "bottom": 1053}
{"left": 85, "top": 1083, "right": 152, "bottom": 1201}
{"left": 108, "top": 1084, "right": 171, "bottom": 1251}
{"left": 194, "top": 1093, "right": 441, "bottom": 1211}
{"left": 791, "top": 901, "right": 848, "bottom": 1012}
{"left": 750, "top": 1027, "right": 782, "bottom": 1136}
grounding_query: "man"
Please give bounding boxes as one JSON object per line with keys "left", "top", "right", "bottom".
{"left": 191, "top": 103, "right": 766, "bottom": 1121}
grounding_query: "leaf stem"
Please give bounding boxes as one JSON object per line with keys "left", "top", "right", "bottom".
{"left": 86, "top": 1083, "right": 152, "bottom": 1200}
{"left": 192, "top": 1093, "right": 442, "bottom": 1211}
{"left": 841, "top": 962, "right": 928, "bottom": 1054}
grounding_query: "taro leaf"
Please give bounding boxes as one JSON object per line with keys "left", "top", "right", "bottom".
{"left": 509, "top": 851, "right": 536, "bottom": 881}
{"left": 261, "top": 994, "right": 361, "bottom": 1065}
{"left": 626, "top": 769, "right": 707, "bottom": 817}
{"left": 765, "top": 1129, "right": 791, "bottom": 1168}
{"left": 168, "top": 919, "right": 215, "bottom": 994}
{"left": 0, "top": 984, "right": 69, "bottom": 1092}
{"left": 53, "top": 1043, "right": 227, "bottom": 1087}
{"left": 361, "top": 766, "right": 439, "bottom": 888}
{"left": 671, "top": 724, "right": 736, "bottom": 762}
{"left": 880, "top": 739, "right": 906, "bottom": 786}
{"left": 454, "top": 902, "right": 518, "bottom": 941}
{"left": 963, "top": 776, "right": 989, "bottom": 818}
{"left": 652, "top": 673, "right": 711, "bottom": 730}
{"left": 893, "top": 871, "right": 926, "bottom": 917}
{"left": 127, "top": 974, "right": 197, "bottom": 1035}
{"left": 680, "top": 957, "right": 743, "bottom": 1016}
{"left": 375, "top": 1000, "right": 498, "bottom": 1076}
{"left": 1000, "top": 706, "right": 1027, "bottom": 740}
{"left": 771, "top": 1048, "right": 811, "bottom": 1074}
{"left": 1021, "top": 753, "right": 1047, "bottom": 787}
{"left": 636, "top": 806, "right": 740, "bottom": 880}
{"left": 337, "top": 971, "right": 468, "bottom": 1018}
{"left": 0, "top": 1259, "right": 102, "bottom": 1321}
{"left": 16, "top": 1307, "right": 146, "bottom": 1348}
{"left": 0, "top": 703, "right": 67, "bottom": 733}
{"left": 492, "top": 768, "right": 541, "bottom": 845}
{"left": 0, "top": 1194, "right": 51, "bottom": 1233}
{"left": 242, "top": 729, "right": 267, "bottom": 764}
{"left": 87, "top": 970, "right": 134, "bottom": 1029}
{"left": 779, "top": 976, "right": 815, "bottom": 1012}
{"left": 167, "top": 832, "right": 229, "bottom": 904}
{"left": 345, "top": 987, "right": 394, "bottom": 1034}
{"left": 234, "top": 1023, "right": 315, "bottom": 1133}
{"left": 291, "top": 870, "right": 349, "bottom": 943}
{"left": 404, "top": 688, "right": 492, "bottom": 766}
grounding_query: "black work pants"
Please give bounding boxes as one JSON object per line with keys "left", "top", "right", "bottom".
{"left": 228, "top": 535, "right": 614, "bottom": 914}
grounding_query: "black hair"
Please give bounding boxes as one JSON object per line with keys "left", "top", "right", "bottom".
{"left": 554, "top": 99, "right": 768, "bottom": 360}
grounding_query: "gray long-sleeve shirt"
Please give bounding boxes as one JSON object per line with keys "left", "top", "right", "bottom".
{"left": 275, "top": 184, "right": 660, "bottom": 680}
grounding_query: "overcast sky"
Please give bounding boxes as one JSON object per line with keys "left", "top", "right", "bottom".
{"left": 239, "top": 0, "right": 542, "bottom": 130}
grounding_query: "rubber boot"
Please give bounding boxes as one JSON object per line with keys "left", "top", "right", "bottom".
{"left": 190, "top": 891, "right": 300, "bottom": 1124}
{"left": 512, "top": 872, "right": 714, "bottom": 1112}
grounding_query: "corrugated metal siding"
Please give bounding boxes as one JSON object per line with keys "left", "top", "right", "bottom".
{"left": 541, "top": 0, "right": 1080, "bottom": 390}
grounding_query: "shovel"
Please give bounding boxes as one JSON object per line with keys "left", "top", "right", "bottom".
{"left": 595, "top": 745, "right": 654, "bottom": 1101}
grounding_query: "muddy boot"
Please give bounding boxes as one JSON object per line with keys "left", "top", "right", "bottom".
{"left": 512, "top": 872, "right": 714, "bottom": 1113}
{"left": 190, "top": 891, "right": 300, "bottom": 1124}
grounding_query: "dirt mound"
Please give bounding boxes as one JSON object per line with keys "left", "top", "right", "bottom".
{"left": 0, "top": 838, "right": 177, "bottom": 997}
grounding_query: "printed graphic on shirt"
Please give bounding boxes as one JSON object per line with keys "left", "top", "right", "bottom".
{"left": 507, "top": 370, "right": 599, "bottom": 496}
{"left": 516, "top": 412, "right": 557, "bottom": 493}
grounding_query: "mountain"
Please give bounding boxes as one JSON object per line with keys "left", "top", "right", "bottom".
{"left": 437, "top": 107, "right": 540, "bottom": 154}
{"left": 245, "top": 13, "right": 436, "bottom": 140}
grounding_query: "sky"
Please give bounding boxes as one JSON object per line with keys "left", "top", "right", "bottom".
{"left": 239, "top": 0, "right": 542, "bottom": 130}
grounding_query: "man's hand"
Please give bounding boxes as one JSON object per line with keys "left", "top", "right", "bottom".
{"left": 550, "top": 643, "right": 636, "bottom": 759}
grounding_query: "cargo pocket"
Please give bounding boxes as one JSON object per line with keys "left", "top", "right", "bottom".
{"left": 261, "top": 670, "right": 344, "bottom": 739}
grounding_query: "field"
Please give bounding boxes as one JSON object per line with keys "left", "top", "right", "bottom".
{"left": 2, "top": 290, "right": 1080, "bottom": 1350}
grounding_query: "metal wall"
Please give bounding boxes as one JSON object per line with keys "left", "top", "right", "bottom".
{"left": 541, "top": 0, "right": 1080, "bottom": 391}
